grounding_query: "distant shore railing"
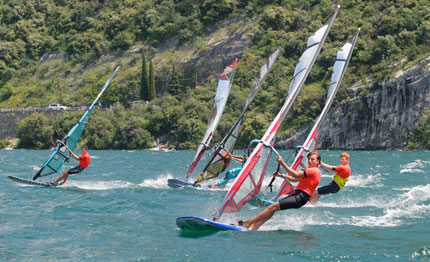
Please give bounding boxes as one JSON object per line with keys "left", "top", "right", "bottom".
{"left": 0, "top": 106, "right": 90, "bottom": 112}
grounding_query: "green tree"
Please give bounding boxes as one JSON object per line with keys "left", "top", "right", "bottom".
{"left": 0, "top": 139, "right": 8, "bottom": 149}
{"left": 140, "top": 50, "right": 149, "bottom": 101}
{"left": 16, "top": 113, "right": 53, "bottom": 149}
{"left": 148, "top": 59, "right": 156, "bottom": 101}
{"left": 117, "top": 117, "right": 154, "bottom": 149}
{"left": 406, "top": 110, "right": 430, "bottom": 150}
{"left": 84, "top": 112, "right": 116, "bottom": 149}
{"left": 168, "top": 63, "right": 183, "bottom": 96}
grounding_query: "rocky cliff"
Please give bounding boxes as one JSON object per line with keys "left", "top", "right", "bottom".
{"left": 277, "top": 57, "right": 430, "bottom": 150}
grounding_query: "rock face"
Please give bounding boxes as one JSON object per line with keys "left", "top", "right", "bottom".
{"left": 154, "top": 16, "right": 254, "bottom": 95}
{"left": 277, "top": 57, "right": 430, "bottom": 150}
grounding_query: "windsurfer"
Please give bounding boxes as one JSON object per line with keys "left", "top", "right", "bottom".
{"left": 239, "top": 151, "right": 322, "bottom": 231}
{"left": 209, "top": 154, "right": 244, "bottom": 189}
{"left": 309, "top": 152, "right": 350, "bottom": 203}
{"left": 52, "top": 146, "right": 91, "bottom": 185}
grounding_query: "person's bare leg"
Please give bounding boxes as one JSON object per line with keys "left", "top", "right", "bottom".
{"left": 54, "top": 170, "right": 68, "bottom": 185}
{"left": 243, "top": 202, "right": 280, "bottom": 231}
{"left": 61, "top": 173, "right": 69, "bottom": 185}
{"left": 309, "top": 191, "right": 320, "bottom": 204}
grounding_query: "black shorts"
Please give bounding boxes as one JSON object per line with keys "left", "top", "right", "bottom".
{"left": 68, "top": 165, "right": 84, "bottom": 175}
{"left": 317, "top": 181, "right": 340, "bottom": 195}
{"left": 278, "top": 190, "right": 310, "bottom": 210}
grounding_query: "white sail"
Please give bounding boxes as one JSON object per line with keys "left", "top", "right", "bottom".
{"left": 186, "top": 59, "right": 238, "bottom": 178}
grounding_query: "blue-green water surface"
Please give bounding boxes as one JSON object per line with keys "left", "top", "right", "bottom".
{"left": 1, "top": 149, "right": 430, "bottom": 261}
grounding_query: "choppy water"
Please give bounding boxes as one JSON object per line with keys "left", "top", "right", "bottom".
{"left": 1, "top": 149, "right": 430, "bottom": 261}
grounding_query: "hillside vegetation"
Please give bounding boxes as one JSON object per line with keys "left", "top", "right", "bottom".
{"left": 1, "top": 0, "right": 430, "bottom": 149}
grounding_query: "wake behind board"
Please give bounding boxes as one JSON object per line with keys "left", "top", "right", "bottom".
{"left": 167, "top": 178, "right": 210, "bottom": 191}
{"left": 176, "top": 216, "right": 247, "bottom": 231}
{"left": 8, "top": 176, "right": 59, "bottom": 187}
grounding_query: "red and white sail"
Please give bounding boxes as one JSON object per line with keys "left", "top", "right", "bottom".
{"left": 186, "top": 59, "right": 238, "bottom": 179}
{"left": 276, "top": 28, "right": 360, "bottom": 200}
{"left": 215, "top": 7, "right": 340, "bottom": 219}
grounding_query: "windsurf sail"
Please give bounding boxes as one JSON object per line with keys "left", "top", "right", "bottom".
{"left": 186, "top": 59, "right": 238, "bottom": 179}
{"left": 275, "top": 29, "right": 360, "bottom": 200}
{"left": 33, "top": 65, "right": 121, "bottom": 180}
{"left": 193, "top": 49, "right": 282, "bottom": 186}
{"left": 215, "top": 7, "right": 339, "bottom": 219}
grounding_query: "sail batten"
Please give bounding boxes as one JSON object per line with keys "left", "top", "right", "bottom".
{"left": 33, "top": 66, "right": 121, "bottom": 180}
{"left": 215, "top": 7, "right": 340, "bottom": 219}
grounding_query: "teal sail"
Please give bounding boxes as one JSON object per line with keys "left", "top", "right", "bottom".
{"left": 33, "top": 66, "right": 121, "bottom": 180}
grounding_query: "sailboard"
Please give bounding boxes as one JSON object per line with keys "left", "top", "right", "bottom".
{"left": 167, "top": 178, "right": 210, "bottom": 191}
{"left": 192, "top": 49, "right": 282, "bottom": 187}
{"left": 176, "top": 216, "right": 247, "bottom": 231}
{"left": 271, "top": 29, "right": 361, "bottom": 203}
{"left": 213, "top": 6, "right": 340, "bottom": 220}
{"left": 185, "top": 59, "right": 238, "bottom": 179}
{"left": 25, "top": 66, "right": 121, "bottom": 182}
{"left": 8, "top": 175, "right": 61, "bottom": 187}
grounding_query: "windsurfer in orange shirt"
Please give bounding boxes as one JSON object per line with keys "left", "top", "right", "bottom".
{"left": 239, "top": 151, "right": 322, "bottom": 231}
{"left": 52, "top": 146, "right": 91, "bottom": 185}
{"left": 309, "top": 152, "right": 351, "bottom": 204}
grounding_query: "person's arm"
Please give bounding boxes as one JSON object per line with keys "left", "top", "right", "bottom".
{"left": 319, "top": 162, "right": 335, "bottom": 172}
{"left": 231, "top": 154, "right": 244, "bottom": 163}
{"left": 69, "top": 149, "right": 80, "bottom": 161}
{"left": 272, "top": 171, "right": 300, "bottom": 182}
{"left": 276, "top": 156, "right": 305, "bottom": 180}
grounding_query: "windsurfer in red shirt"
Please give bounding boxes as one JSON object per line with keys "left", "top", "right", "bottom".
{"left": 309, "top": 152, "right": 351, "bottom": 204}
{"left": 239, "top": 151, "right": 322, "bottom": 231}
{"left": 53, "top": 146, "right": 91, "bottom": 185}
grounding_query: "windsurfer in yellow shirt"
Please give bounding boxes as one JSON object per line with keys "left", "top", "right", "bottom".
{"left": 208, "top": 154, "right": 245, "bottom": 189}
{"left": 309, "top": 152, "right": 351, "bottom": 204}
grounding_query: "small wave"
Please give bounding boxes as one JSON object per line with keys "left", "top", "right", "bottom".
{"left": 401, "top": 184, "right": 430, "bottom": 203}
{"left": 66, "top": 180, "right": 133, "bottom": 190}
{"left": 350, "top": 184, "right": 430, "bottom": 227}
{"left": 148, "top": 147, "right": 174, "bottom": 152}
{"left": 138, "top": 173, "right": 174, "bottom": 189}
{"left": 310, "top": 196, "right": 386, "bottom": 208}
{"left": 31, "top": 165, "right": 40, "bottom": 171}
{"left": 400, "top": 159, "right": 429, "bottom": 174}
{"left": 345, "top": 173, "right": 383, "bottom": 188}
{"left": 400, "top": 168, "right": 425, "bottom": 174}
{"left": 259, "top": 211, "right": 344, "bottom": 231}
{"left": 412, "top": 246, "right": 430, "bottom": 258}
{"left": 401, "top": 159, "right": 430, "bottom": 170}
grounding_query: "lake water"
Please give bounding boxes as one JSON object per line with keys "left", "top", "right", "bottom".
{"left": 1, "top": 149, "right": 430, "bottom": 261}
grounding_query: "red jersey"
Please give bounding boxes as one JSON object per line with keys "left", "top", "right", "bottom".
{"left": 296, "top": 167, "right": 321, "bottom": 197}
{"left": 79, "top": 152, "right": 91, "bottom": 169}
{"left": 335, "top": 163, "right": 350, "bottom": 179}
